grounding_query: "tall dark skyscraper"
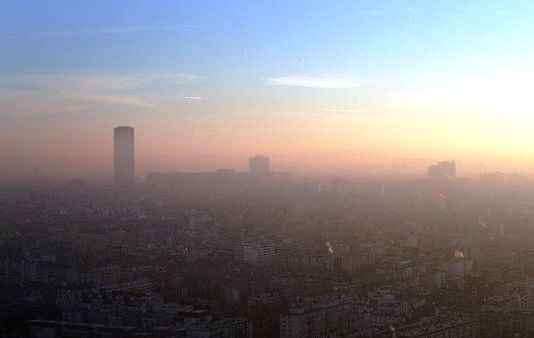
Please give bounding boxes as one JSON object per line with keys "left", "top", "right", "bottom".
{"left": 114, "top": 126, "right": 135, "bottom": 187}
{"left": 248, "top": 155, "right": 270, "bottom": 174}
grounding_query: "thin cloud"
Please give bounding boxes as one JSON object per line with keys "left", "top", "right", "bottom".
{"left": 360, "top": 9, "right": 385, "bottom": 14}
{"left": 183, "top": 96, "right": 203, "bottom": 101}
{"left": 0, "top": 71, "right": 199, "bottom": 118}
{"left": 311, "top": 108, "right": 377, "bottom": 123}
{"left": 388, "top": 90, "right": 446, "bottom": 108}
{"left": 319, "top": 107, "right": 376, "bottom": 118}
{"left": 267, "top": 76, "right": 360, "bottom": 89}
{"left": 482, "top": 9, "right": 524, "bottom": 16}
{"left": 11, "top": 74, "right": 146, "bottom": 92}
{"left": 323, "top": 108, "right": 364, "bottom": 114}
{"left": 172, "top": 74, "right": 200, "bottom": 85}
{"left": 0, "top": 25, "right": 184, "bottom": 41}
{"left": 388, "top": 74, "right": 534, "bottom": 116}
{"left": 400, "top": 7, "right": 423, "bottom": 12}
{"left": 462, "top": 8, "right": 526, "bottom": 17}
{"left": 69, "top": 93, "right": 149, "bottom": 107}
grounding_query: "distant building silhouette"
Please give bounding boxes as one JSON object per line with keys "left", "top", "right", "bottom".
{"left": 428, "top": 160, "right": 456, "bottom": 181}
{"left": 114, "top": 126, "right": 135, "bottom": 188}
{"left": 248, "top": 155, "right": 270, "bottom": 174}
{"left": 480, "top": 172, "right": 505, "bottom": 188}
{"left": 31, "top": 165, "right": 43, "bottom": 180}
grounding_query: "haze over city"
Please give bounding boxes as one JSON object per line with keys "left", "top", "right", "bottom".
{"left": 4, "top": 2, "right": 534, "bottom": 338}
{"left": 3, "top": 0, "right": 534, "bottom": 177}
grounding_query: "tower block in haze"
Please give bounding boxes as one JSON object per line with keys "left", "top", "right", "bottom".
{"left": 428, "top": 160, "right": 456, "bottom": 181}
{"left": 248, "top": 155, "right": 270, "bottom": 174}
{"left": 114, "top": 126, "right": 135, "bottom": 188}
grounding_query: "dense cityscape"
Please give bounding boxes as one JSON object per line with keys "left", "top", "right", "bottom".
{"left": 3, "top": 1, "right": 534, "bottom": 337}
{"left": 2, "top": 126, "right": 534, "bottom": 337}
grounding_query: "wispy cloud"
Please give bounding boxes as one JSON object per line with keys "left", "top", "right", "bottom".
{"left": 311, "top": 107, "right": 377, "bottom": 123}
{"left": 183, "top": 96, "right": 203, "bottom": 101}
{"left": 0, "top": 71, "right": 200, "bottom": 119}
{"left": 360, "top": 9, "right": 385, "bottom": 14}
{"left": 400, "top": 7, "right": 423, "bottom": 13}
{"left": 362, "top": 8, "right": 424, "bottom": 15}
{"left": 388, "top": 90, "right": 444, "bottom": 107}
{"left": 475, "top": 9, "right": 525, "bottom": 17}
{"left": 388, "top": 73, "right": 534, "bottom": 118}
{"left": 323, "top": 108, "right": 359, "bottom": 114}
{"left": 172, "top": 74, "right": 200, "bottom": 84}
{"left": 267, "top": 76, "right": 360, "bottom": 89}
{"left": 321, "top": 107, "right": 375, "bottom": 117}
{"left": 11, "top": 74, "right": 146, "bottom": 92}
{"left": 0, "top": 25, "right": 185, "bottom": 41}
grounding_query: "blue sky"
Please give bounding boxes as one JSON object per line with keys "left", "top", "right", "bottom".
{"left": 2, "top": 0, "right": 534, "bottom": 175}
{"left": 3, "top": 0, "right": 533, "bottom": 79}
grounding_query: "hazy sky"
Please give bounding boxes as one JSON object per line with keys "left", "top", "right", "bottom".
{"left": 2, "top": 0, "right": 534, "bottom": 176}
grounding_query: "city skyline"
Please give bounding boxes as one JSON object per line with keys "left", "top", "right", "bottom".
{"left": 0, "top": 122, "right": 529, "bottom": 179}
{"left": 3, "top": 0, "right": 534, "bottom": 177}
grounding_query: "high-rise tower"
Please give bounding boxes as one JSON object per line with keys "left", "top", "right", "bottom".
{"left": 114, "top": 126, "right": 135, "bottom": 187}
{"left": 427, "top": 160, "right": 456, "bottom": 181}
{"left": 248, "top": 155, "right": 270, "bottom": 174}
